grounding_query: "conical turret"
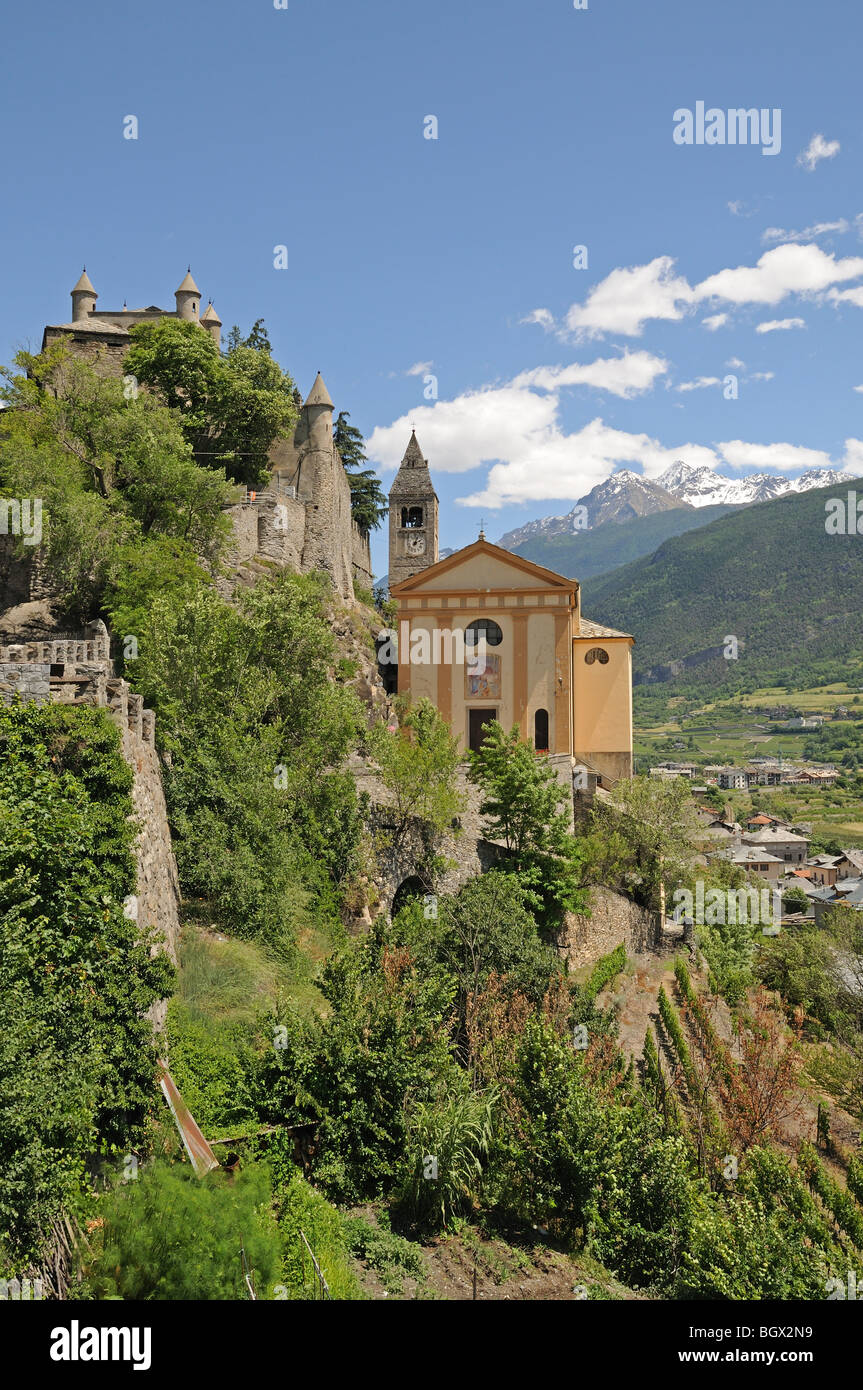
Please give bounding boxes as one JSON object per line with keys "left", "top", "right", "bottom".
{"left": 301, "top": 371, "right": 334, "bottom": 451}
{"left": 71, "top": 268, "right": 97, "bottom": 322}
{"left": 200, "top": 301, "right": 222, "bottom": 347}
{"left": 175, "top": 268, "right": 201, "bottom": 323}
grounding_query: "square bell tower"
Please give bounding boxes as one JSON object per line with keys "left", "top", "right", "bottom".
{"left": 388, "top": 430, "right": 439, "bottom": 585}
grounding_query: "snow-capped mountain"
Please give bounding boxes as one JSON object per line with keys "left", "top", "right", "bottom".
{"left": 497, "top": 462, "right": 855, "bottom": 549}
{"left": 497, "top": 471, "right": 681, "bottom": 548}
{"left": 655, "top": 460, "right": 855, "bottom": 508}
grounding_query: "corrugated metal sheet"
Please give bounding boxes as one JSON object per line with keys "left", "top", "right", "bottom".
{"left": 158, "top": 1061, "right": 220, "bottom": 1177}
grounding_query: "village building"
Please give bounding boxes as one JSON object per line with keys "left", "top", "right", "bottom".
{"left": 805, "top": 855, "right": 842, "bottom": 888}
{"left": 741, "top": 823, "right": 810, "bottom": 865}
{"left": 717, "top": 768, "right": 749, "bottom": 791}
{"left": 728, "top": 847, "right": 785, "bottom": 883}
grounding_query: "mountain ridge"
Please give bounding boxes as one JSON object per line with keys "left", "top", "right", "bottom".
{"left": 497, "top": 462, "right": 855, "bottom": 550}
{"left": 583, "top": 476, "right": 863, "bottom": 693}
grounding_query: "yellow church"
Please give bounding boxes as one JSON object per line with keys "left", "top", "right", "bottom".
{"left": 388, "top": 432, "right": 633, "bottom": 786}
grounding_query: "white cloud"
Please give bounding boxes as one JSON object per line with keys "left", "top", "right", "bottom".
{"left": 853, "top": 384, "right": 863, "bottom": 394}
{"left": 750, "top": 371, "right": 775, "bottom": 382}
{"left": 367, "top": 351, "right": 669, "bottom": 501}
{"left": 564, "top": 255, "right": 695, "bottom": 338}
{"left": 370, "top": 361, "right": 863, "bottom": 505}
{"left": 676, "top": 376, "right": 721, "bottom": 392}
{"left": 510, "top": 350, "right": 668, "bottom": 397}
{"left": 702, "top": 313, "right": 729, "bottom": 331}
{"left": 521, "top": 308, "right": 555, "bottom": 331}
{"left": 762, "top": 219, "right": 848, "bottom": 244}
{"left": 797, "top": 134, "right": 841, "bottom": 171}
{"left": 826, "top": 285, "right": 863, "bottom": 308}
{"left": 559, "top": 243, "right": 863, "bottom": 341}
{"left": 456, "top": 418, "right": 721, "bottom": 507}
{"left": 756, "top": 317, "right": 805, "bottom": 334}
{"left": 405, "top": 360, "right": 434, "bottom": 376}
{"left": 726, "top": 357, "right": 746, "bottom": 369}
{"left": 694, "top": 243, "right": 863, "bottom": 306}
{"left": 718, "top": 440, "right": 832, "bottom": 472}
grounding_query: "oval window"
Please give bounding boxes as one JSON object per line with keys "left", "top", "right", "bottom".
{"left": 584, "top": 647, "right": 609, "bottom": 665}
{"left": 466, "top": 618, "right": 503, "bottom": 647}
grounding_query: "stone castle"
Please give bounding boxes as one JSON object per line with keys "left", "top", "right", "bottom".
{"left": 31, "top": 269, "right": 373, "bottom": 602}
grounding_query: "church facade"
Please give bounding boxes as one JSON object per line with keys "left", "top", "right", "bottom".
{"left": 388, "top": 433, "right": 633, "bottom": 786}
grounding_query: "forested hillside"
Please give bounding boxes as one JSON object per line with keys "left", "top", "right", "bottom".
{"left": 586, "top": 479, "right": 863, "bottom": 693}
{"left": 509, "top": 502, "right": 738, "bottom": 581}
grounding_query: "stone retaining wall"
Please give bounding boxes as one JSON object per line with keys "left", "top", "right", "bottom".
{"left": 0, "top": 661, "right": 51, "bottom": 704}
{"left": 556, "top": 884, "right": 659, "bottom": 971}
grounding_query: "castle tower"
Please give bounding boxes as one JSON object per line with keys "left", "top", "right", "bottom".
{"left": 388, "top": 430, "right": 439, "bottom": 586}
{"left": 175, "top": 269, "right": 201, "bottom": 323}
{"left": 301, "top": 371, "right": 335, "bottom": 453}
{"left": 200, "top": 301, "right": 222, "bottom": 348}
{"left": 71, "top": 268, "right": 97, "bottom": 323}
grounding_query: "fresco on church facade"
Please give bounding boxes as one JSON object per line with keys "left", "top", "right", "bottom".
{"left": 466, "top": 653, "right": 501, "bottom": 699}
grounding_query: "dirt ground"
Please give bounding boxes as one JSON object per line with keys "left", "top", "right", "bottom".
{"left": 347, "top": 1213, "right": 645, "bottom": 1301}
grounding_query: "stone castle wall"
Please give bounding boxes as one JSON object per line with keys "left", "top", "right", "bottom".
{"left": 257, "top": 495, "right": 306, "bottom": 569}
{"left": 42, "top": 328, "right": 130, "bottom": 379}
{"left": 217, "top": 488, "right": 371, "bottom": 600}
{"left": 352, "top": 521, "right": 373, "bottom": 590}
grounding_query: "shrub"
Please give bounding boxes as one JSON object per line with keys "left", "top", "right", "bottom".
{"left": 84, "top": 1161, "right": 281, "bottom": 1300}
{"left": 396, "top": 1089, "right": 495, "bottom": 1232}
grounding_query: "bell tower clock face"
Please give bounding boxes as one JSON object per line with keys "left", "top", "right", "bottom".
{"left": 405, "top": 533, "right": 426, "bottom": 556}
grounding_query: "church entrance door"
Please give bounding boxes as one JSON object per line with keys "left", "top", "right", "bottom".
{"left": 468, "top": 708, "right": 498, "bottom": 751}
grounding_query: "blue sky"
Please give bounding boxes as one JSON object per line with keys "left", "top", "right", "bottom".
{"left": 2, "top": 0, "right": 862, "bottom": 579}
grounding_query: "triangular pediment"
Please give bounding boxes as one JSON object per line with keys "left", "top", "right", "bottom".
{"left": 391, "top": 538, "right": 578, "bottom": 595}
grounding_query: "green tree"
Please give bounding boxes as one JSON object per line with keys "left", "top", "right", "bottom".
{"left": 0, "top": 344, "right": 232, "bottom": 620}
{"left": 369, "top": 698, "right": 464, "bottom": 846}
{"left": 782, "top": 885, "right": 811, "bottom": 915}
{"left": 394, "top": 871, "right": 561, "bottom": 1059}
{"left": 587, "top": 775, "right": 701, "bottom": 910}
{"left": 467, "top": 721, "right": 586, "bottom": 922}
{"left": 258, "top": 923, "right": 460, "bottom": 1201}
{"left": 124, "top": 318, "right": 298, "bottom": 488}
{"left": 0, "top": 703, "right": 173, "bottom": 1259}
{"left": 128, "top": 573, "right": 363, "bottom": 943}
{"left": 224, "top": 318, "right": 272, "bottom": 353}
{"left": 333, "top": 411, "right": 388, "bottom": 534}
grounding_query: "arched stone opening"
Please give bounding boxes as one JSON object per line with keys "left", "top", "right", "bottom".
{"left": 390, "top": 874, "right": 428, "bottom": 919}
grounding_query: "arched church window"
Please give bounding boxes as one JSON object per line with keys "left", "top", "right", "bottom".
{"left": 402, "top": 506, "right": 423, "bottom": 528}
{"left": 534, "top": 708, "right": 549, "bottom": 752}
{"left": 584, "top": 647, "right": 609, "bottom": 665}
{"left": 466, "top": 619, "right": 503, "bottom": 647}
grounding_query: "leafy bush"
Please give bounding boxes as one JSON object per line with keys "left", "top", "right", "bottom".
{"left": 342, "top": 1215, "right": 424, "bottom": 1294}
{"left": 84, "top": 1162, "right": 281, "bottom": 1300}
{"left": 267, "top": 1137, "right": 362, "bottom": 1300}
{"left": 0, "top": 703, "right": 173, "bottom": 1259}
